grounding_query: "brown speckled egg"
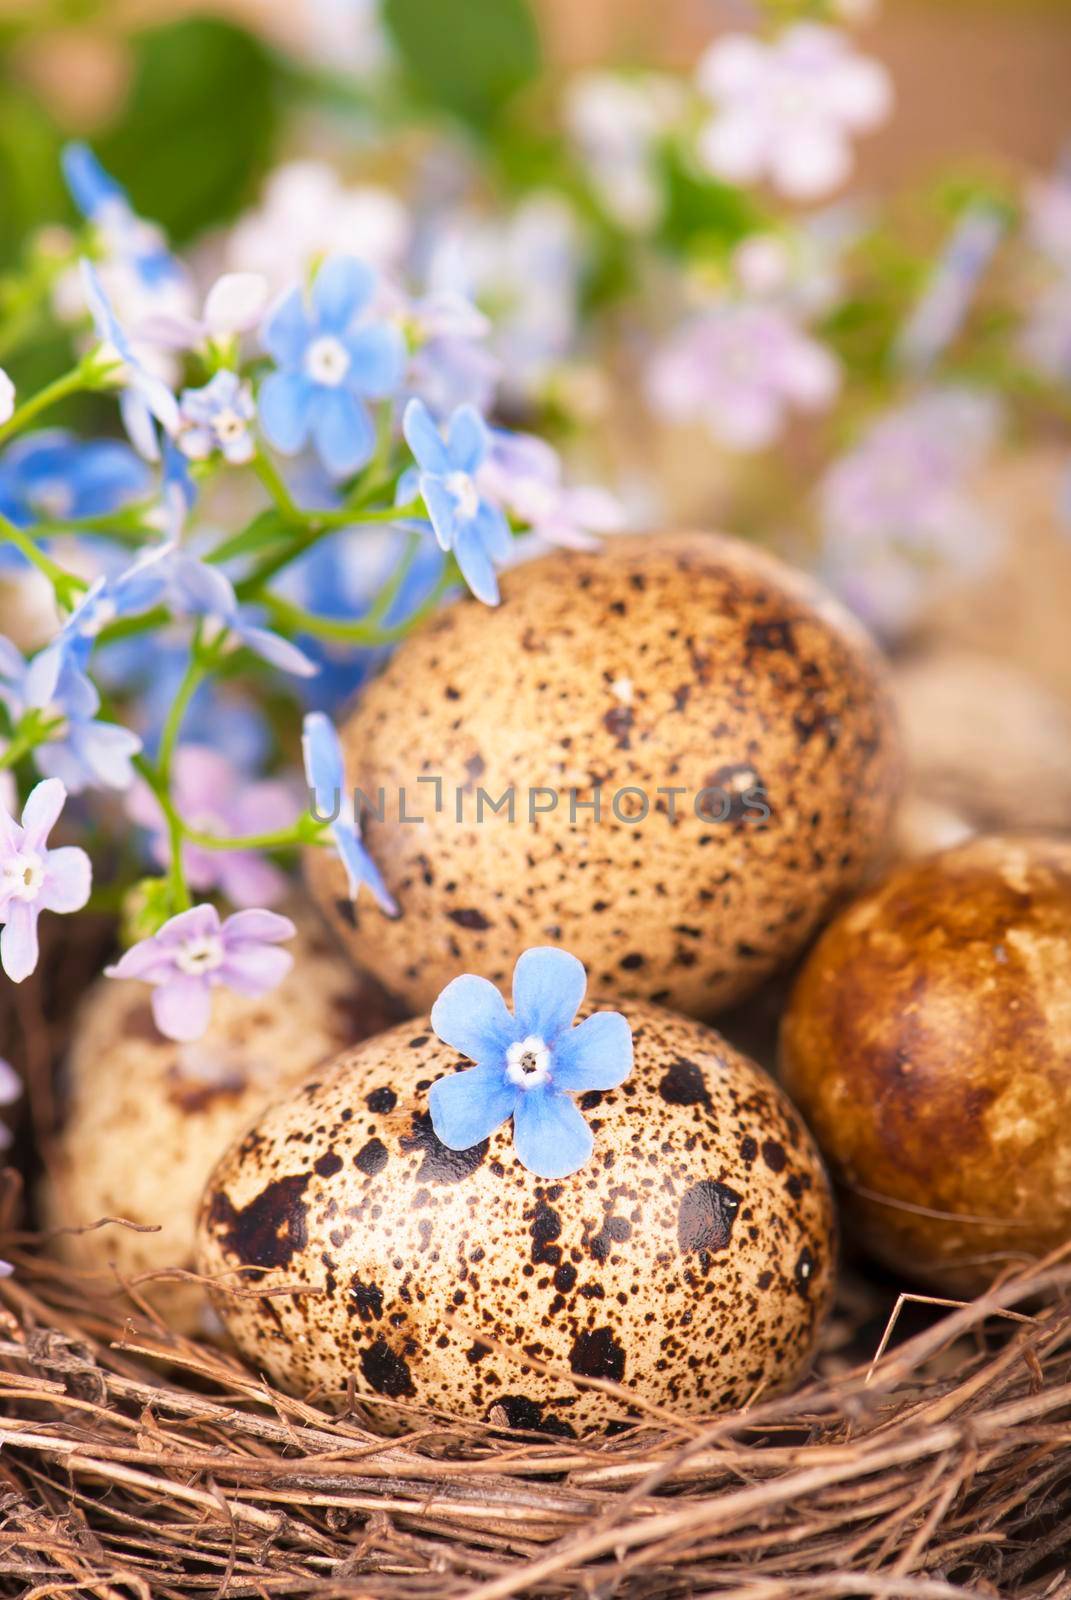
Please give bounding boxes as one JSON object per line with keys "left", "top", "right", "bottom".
{"left": 196, "top": 1001, "right": 835, "bottom": 1433}
{"left": 45, "top": 914, "right": 399, "bottom": 1333}
{"left": 780, "top": 834, "right": 1071, "bottom": 1295}
{"left": 307, "top": 532, "right": 901, "bottom": 1018}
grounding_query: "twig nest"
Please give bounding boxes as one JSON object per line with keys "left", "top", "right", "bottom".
{"left": 307, "top": 532, "right": 901, "bottom": 1018}
{"left": 44, "top": 914, "right": 398, "bottom": 1334}
{"left": 780, "top": 834, "right": 1071, "bottom": 1294}
{"left": 196, "top": 1001, "right": 835, "bottom": 1434}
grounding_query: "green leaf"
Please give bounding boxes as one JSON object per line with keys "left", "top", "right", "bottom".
{"left": 95, "top": 17, "right": 280, "bottom": 242}
{"left": 382, "top": 0, "right": 540, "bottom": 129}
{"left": 0, "top": 75, "right": 66, "bottom": 270}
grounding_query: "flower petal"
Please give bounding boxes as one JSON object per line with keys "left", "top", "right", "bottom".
{"left": 238, "top": 622, "right": 320, "bottom": 678}
{"left": 403, "top": 397, "right": 451, "bottom": 475}
{"left": 308, "top": 387, "right": 375, "bottom": 478}
{"left": 155, "top": 903, "right": 221, "bottom": 947}
{"left": 204, "top": 272, "right": 269, "bottom": 336}
{"left": 151, "top": 975, "right": 213, "bottom": 1042}
{"left": 219, "top": 941, "right": 293, "bottom": 997}
{"left": 472, "top": 500, "right": 512, "bottom": 562}
{"left": 420, "top": 475, "right": 459, "bottom": 552}
{"left": 428, "top": 1063, "right": 517, "bottom": 1150}
{"left": 312, "top": 255, "right": 376, "bottom": 330}
{"left": 431, "top": 972, "right": 518, "bottom": 1063}
{"left": 0, "top": 901, "right": 39, "bottom": 983}
{"left": 262, "top": 286, "right": 312, "bottom": 368}
{"left": 223, "top": 908, "right": 296, "bottom": 945}
{"left": 38, "top": 846, "right": 91, "bottom": 915}
{"left": 19, "top": 778, "right": 66, "bottom": 850}
{"left": 302, "top": 710, "right": 345, "bottom": 811}
{"left": 453, "top": 521, "right": 500, "bottom": 605}
{"left": 333, "top": 825, "right": 399, "bottom": 916}
{"left": 258, "top": 370, "right": 313, "bottom": 455}
{"left": 344, "top": 322, "right": 405, "bottom": 398}
{"left": 512, "top": 1088, "right": 593, "bottom": 1179}
{"left": 105, "top": 937, "right": 175, "bottom": 983}
{"left": 551, "top": 1011, "right": 633, "bottom": 1091}
{"left": 447, "top": 405, "right": 489, "bottom": 473}
{"left": 512, "top": 946, "right": 586, "bottom": 1042}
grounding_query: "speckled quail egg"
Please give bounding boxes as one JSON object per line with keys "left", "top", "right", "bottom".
{"left": 197, "top": 1000, "right": 835, "bottom": 1433}
{"left": 307, "top": 532, "right": 901, "bottom": 1019}
{"left": 780, "top": 834, "right": 1071, "bottom": 1295}
{"left": 45, "top": 913, "right": 399, "bottom": 1333}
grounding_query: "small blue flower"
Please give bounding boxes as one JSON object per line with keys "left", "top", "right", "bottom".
{"left": 401, "top": 398, "right": 512, "bottom": 606}
{"left": 429, "top": 948, "right": 633, "bottom": 1179}
{"left": 52, "top": 542, "right": 173, "bottom": 669}
{"left": 177, "top": 370, "right": 256, "bottom": 466}
{"left": 259, "top": 256, "right": 405, "bottom": 478}
{"left": 163, "top": 549, "right": 319, "bottom": 679}
{"left": 301, "top": 710, "right": 398, "bottom": 915}
{"left": 0, "top": 430, "right": 150, "bottom": 534}
{"left": 80, "top": 259, "right": 179, "bottom": 460}
{"left": 63, "top": 143, "right": 185, "bottom": 296}
{"left": 0, "top": 639, "right": 142, "bottom": 793}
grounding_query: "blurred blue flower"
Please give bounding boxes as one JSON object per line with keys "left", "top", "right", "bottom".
{"left": 63, "top": 143, "right": 185, "bottom": 297}
{"left": 164, "top": 549, "right": 319, "bottom": 678}
{"left": 301, "top": 710, "right": 397, "bottom": 915}
{"left": 0, "top": 637, "right": 142, "bottom": 792}
{"left": 55, "top": 542, "right": 172, "bottom": 668}
{"left": 259, "top": 255, "right": 405, "bottom": 477}
{"left": 177, "top": 371, "right": 255, "bottom": 466}
{"left": 0, "top": 430, "right": 150, "bottom": 531}
{"left": 80, "top": 259, "right": 179, "bottom": 460}
{"left": 429, "top": 948, "right": 633, "bottom": 1179}
{"left": 401, "top": 398, "right": 511, "bottom": 605}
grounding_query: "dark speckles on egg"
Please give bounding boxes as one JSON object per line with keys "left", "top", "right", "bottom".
{"left": 305, "top": 531, "right": 901, "bottom": 1019}
{"left": 197, "top": 1001, "right": 835, "bottom": 1434}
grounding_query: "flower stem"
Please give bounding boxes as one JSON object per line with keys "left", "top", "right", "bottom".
{"left": 252, "top": 446, "right": 304, "bottom": 526}
{"left": 156, "top": 627, "right": 210, "bottom": 786}
{"left": 0, "top": 512, "right": 88, "bottom": 608}
{"left": 184, "top": 819, "right": 322, "bottom": 853}
{"left": 261, "top": 563, "right": 454, "bottom": 646}
{"left": 0, "top": 367, "right": 88, "bottom": 447}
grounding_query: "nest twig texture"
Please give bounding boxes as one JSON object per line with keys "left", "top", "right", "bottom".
{"left": 0, "top": 1241, "right": 1068, "bottom": 1600}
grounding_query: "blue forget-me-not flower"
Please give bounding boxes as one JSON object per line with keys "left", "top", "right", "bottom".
{"left": 259, "top": 256, "right": 405, "bottom": 478}
{"left": 301, "top": 710, "right": 398, "bottom": 915}
{"left": 401, "top": 397, "right": 512, "bottom": 606}
{"left": 429, "top": 948, "right": 633, "bottom": 1179}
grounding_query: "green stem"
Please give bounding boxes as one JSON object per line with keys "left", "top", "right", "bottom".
{"left": 133, "top": 755, "right": 191, "bottom": 913}
{"left": 0, "top": 368, "right": 88, "bottom": 447}
{"left": 184, "top": 820, "right": 321, "bottom": 853}
{"left": 156, "top": 628, "right": 209, "bottom": 786}
{"left": 252, "top": 447, "right": 304, "bottom": 526}
{"left": 0, "top": 512, "right": 88, "bottom": 606}
{"left": 261, "top": 564, "right": 453, "bottom": 646}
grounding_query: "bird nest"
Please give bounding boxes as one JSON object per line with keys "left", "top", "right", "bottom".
{"left": 1, "top": 930, "right": 1070, "bottom": 1598}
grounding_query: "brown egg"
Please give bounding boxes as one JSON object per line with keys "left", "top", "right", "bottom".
{"left": 780, "top": 834, "right": 1071, "bottom": 1294}
{"left": 197, "top": 1000, "right": 835, "bottom": 1434}
{"left": 45, "top": 914, "right": 399, "bottom": 1333}
{"left": 307, "top": 532, "right": 901, "bottom": 1018}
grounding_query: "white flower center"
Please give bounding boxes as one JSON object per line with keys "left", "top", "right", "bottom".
{"left": 305, "top": 335, "right": 351, "bottom": 387}
{"left": 175, "top": 934, "right": 225, "bottom": 976}
{"left": 506, "top": 1034, "right": 551, "bottom": 1089}
{"left": 2, "top": 850, "right": 44, "bottom": 904}
{"left": 446, "top": 470, "right": 480, "bottom": 522}
{"left": 214, "top": 408, "right": 247, "bottom": 443}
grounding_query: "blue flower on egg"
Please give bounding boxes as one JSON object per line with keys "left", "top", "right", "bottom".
{"left": 259, "top": 255, "right": 405, "bottom": 478}
{"left": 301, "top": 710, "right": 398, "bottom": 916}
{"left": 429, "top": 948, "right": 633, "bottom": 1179}
{"left": 401, "top": 397, "right": 512, "bottom": 606}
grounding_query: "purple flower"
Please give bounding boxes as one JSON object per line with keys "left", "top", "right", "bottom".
{"left": 478, "top": 431, "right": 624, "bottom": 552}
{"left": 895, "top": 203, "right": 1006, "bottom": 374}
{"left": 819, "top": 387, "right": 1001, "bottom": 638}
{"left": 429, "top": 947, "right": 633, "bottom": 1179}
{"left": 259, "top": 255, "right": 405, "bottom": 477}
{"left": 402, "top": 398, "right": 511, "bottom": 605}
{"left": 697, "top": 24, "right": 891, "bottom": 201}
{"left": 648, "top": 302, "right": 839, "bottom": 451}
{"left": 302, "top": 711, "right": 397, "bottom": 915}
{"left": 0, "top": 779, "right": 91, "bottom": 982}
{"left": 105, "top": 903, "right": 296, "bottom": 1042}
{"left": 127, "top": 745, "right": 299, "bottom": 908}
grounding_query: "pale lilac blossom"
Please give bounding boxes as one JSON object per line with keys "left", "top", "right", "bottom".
{"left": 0, "top": 779, "right": 91, "bottom": 982}
{"left": 895, "top": 203, "right": 1005, "bottom": 373}
{"left": 127, "top": 745, "right": 298, "bottom": 908}
{"left": 135, "top": 273, "right": 269, "bottom": 352}
{"left": 479, "top": 433, "right": 625, "bottom": 552}
{"left": 564, "top": 72, "right": 682, "bottom": 231}
{"left": 106, "top": 903, "right": 296, "bottom": 1042}
{"left": 648, "top": 302, "right": 840, "bottom": 450}
{"left": 697, "top": 24, "right": 892, "bottom": 201}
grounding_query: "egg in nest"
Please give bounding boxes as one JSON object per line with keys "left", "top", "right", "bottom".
{"left": 45, "top": 914, "right": 398, "bottom": 1333}
{"left": 781, "top": 834, "right": 1071, "bottom": 1294}
{"left": 307, "top": 531, "right": 901, "bottom": 1018}
{"left": 197, "top": 1000, "right": 835, "bottom": 1433}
